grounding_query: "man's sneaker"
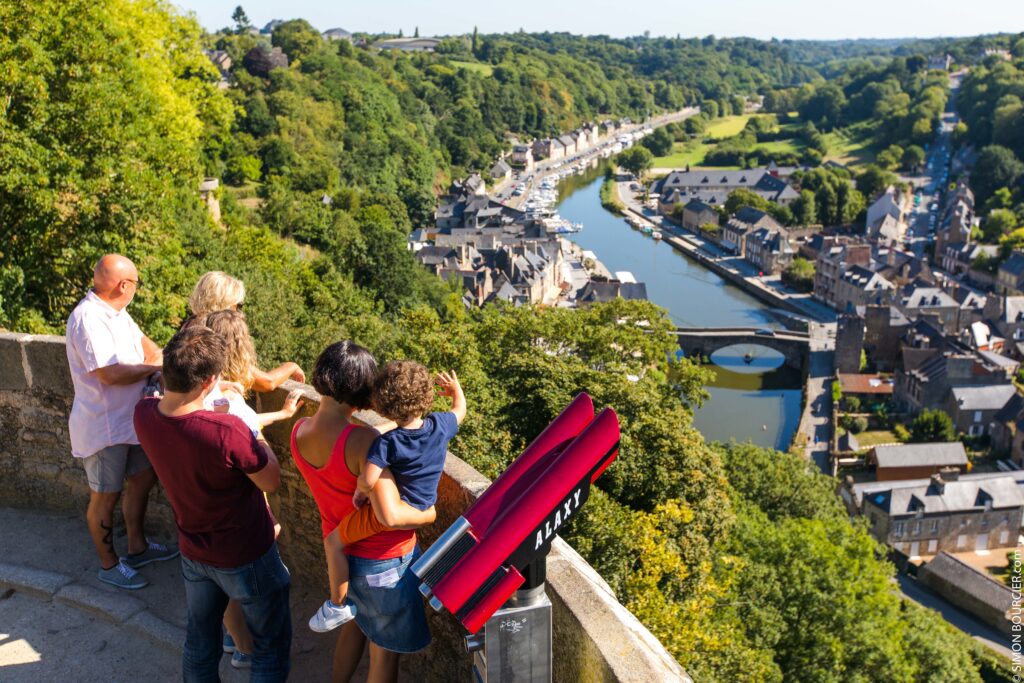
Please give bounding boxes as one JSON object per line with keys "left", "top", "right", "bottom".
{"left": 309, "top": 599, "right": 357, "bottom": 633}
{"left": 223, "top": 632, "right": 236, "bottom": 654}
{"left": 123, "top": 541, "right": 180, "bottom": 569}
{"left": 98, "top": 560, "right": 149, "bottom": 590}
{"left": 230, "top": 651, "right": 252, "bottom": 669}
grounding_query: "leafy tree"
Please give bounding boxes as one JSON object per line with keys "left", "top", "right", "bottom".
{"left": 271, "top": 19, "right": 324, "bottom": 62}
{"left": 876, "top": 144, "right": 904, "bottom": 170}
{"left": 910, "top": 409, "right": 956, "bottom": 442}
{"left": 782, "top": 257, "right": 815, "bottom": 292}
{"left": 972, "top": 145, "right": 1024, "bottom": 205}
{"left": 231, "top": 5, "right": 250, "bottom": 33}
{"left": 982, "top": 208, "right": 1018, "bottom": 242}
{"left": 791, "top": 189, "right": 817, "bottom": 225}
{"left": 856, "top": 165, "right": 900, "bottom": 199}
{"left": 617, "top": 146, "right": 654, "bottom": 180}
{"left": 641, "top": 126, "right": 674, "bottom": 157}
{"left": 901, "top": 144, "right": 925, "bottom": 171}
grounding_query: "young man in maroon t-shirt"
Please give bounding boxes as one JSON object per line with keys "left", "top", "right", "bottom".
{"left": 134, "top": 326, "right": 291, "bottom": 682}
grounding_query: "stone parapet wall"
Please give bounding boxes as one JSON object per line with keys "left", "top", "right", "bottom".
{"left": 0, "top": 332, "right": 689, "bottom": 682}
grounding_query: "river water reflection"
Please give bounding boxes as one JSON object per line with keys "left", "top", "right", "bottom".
{"left": 554, "top": 164, "right": 801, "bottom": 449}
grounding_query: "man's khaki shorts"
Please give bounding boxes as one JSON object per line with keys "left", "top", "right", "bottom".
{"left": 81, "top": 444, "right": 151, "bottom": 493}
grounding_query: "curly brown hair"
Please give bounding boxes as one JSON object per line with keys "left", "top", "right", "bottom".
{"left": 373, "top": 360, "right": 435, "bottom": 425}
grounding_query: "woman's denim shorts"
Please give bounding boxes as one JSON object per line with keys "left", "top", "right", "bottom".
{"left": 346, "top": 546, "right": 431, "bottom": 653}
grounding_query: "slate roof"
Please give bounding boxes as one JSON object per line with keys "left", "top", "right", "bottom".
{"left": 657, "top": 168, "right": 799, "bottom": 205}
{"left": 950, "top": 384, "right": 1017, "bottom": 412}
{"left": 577, "top": 281, "right": 648, "bottom": 303}
{"left": 921, "top": 552, "right": 1012, "bottom": 617}
{"left": 870, "top": 442, "right": 968, "bottom": 469}
{"left": 901, "top": 287, "right": 958, "bottom": 310}
{"left": 851, "top": 470, "right": 1024, "bottom": 510}
{"left": 864, "top": 473, "right": 1023, "bottom": 517}
{"left": 999, "top": 252, "right": 1024, "bottom": 277}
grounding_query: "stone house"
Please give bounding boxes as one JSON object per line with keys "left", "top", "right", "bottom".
{"left": 745, "top": 226, "right": 794, "bottom": 275}
{"left": 679, "top": 199, "right": 718, "bottom": 231}
{"left": 510, "top": 144, "right": 534, "bottom": 170}
{"left": 935, "top": 182, "right": 975, "bottom": 255}
{"left": 834, "top": 265, "right": 894, "bottom": 313}
{"left": 919, "top": 552, "right": 1015, "bottom": 635}
{"left": 983, "top": 295, "right": 1024, "bottom": 356}
{"left": 942, "top": 242, "right": 998, "bottom": 278}
{"left": 865, "top": 186, "right": 907, "bottom": 242}
{"left": 577, "top": 278, "right": 648, "bottom": 304}
{"left": 992, "top": 394, "right": 1024, "bottom": 466}
{"left": 945, "top": 384, "right": 1018, "bottom": 437}
{"left": 489, "top": 159, "right": 512, "bottom": 183}
{"left": 813, "top": 237, "right": 872, "bottom": 308}
{"left": 655, "top": 168, "right": 799, "bottom": 212}
{"left": 897, "top": 286, "right": 961, "bottom": 334}
{"left": 721, "top": 207, "right": 781, "bottom": 256}
{"left": 895, "top": 349, "right": 1013, "bottom": 413}
{"left": 558, "top": 134, "right": 577, "bottom": 156}
{"left": 532, "top": 138, "right": 564, "bottom": 161}
{"left": 997, "top": 251, "right": 1024, "bottom": 295}
{"left": 866, "top": 443, "right": 968, "bottom": 482}
{"left": 845, "top": 470, "right": 1024, "bottom": 556}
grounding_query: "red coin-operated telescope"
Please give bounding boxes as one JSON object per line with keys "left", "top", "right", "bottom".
{"left": 410, "top": 393, "right": 620, "bottom": 682}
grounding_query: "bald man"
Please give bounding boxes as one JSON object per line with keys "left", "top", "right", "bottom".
{"left": 65, "top": 254, "right": 178, "bottom": 589}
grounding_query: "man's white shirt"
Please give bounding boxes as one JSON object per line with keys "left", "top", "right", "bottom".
{"left": 66, "top": 290, "right": 147, "bottom": 458}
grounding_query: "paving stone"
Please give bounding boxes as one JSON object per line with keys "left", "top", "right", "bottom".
{"left": 126, "top": 610, "right": 185, "bottom": 654}
{"left": 55, "top": 582, "right": 146, "bottom": 624}
{"left": 0, "top": 562, "right": 72, "bottom": 598}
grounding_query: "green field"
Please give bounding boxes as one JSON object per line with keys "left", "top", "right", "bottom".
{"left": 822, "top": 125, "right": 876, "bottom": 168}
{"left": 703, "top": 114, "right": 753, "bottom": 139}
{"left": 449, "top": 60, "right": 493, "bottom": 76}
{"left": 651, "top": 114, "right": 801, "bottom": 169}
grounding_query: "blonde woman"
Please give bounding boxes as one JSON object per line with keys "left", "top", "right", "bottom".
{"left": 187, "top": 271, "right": 306, "bottom": 391}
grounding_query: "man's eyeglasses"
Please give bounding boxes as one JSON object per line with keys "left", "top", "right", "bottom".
{"left": 122, "top": 278, "right": 143, "bottom": 289}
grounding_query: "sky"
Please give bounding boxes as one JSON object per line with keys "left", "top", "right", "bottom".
{"left": 173, "top": 0, "right": 1024, "bottom": 41}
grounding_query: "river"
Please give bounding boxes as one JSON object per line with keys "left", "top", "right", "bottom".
{"left": 554, "top": 164, "right": 801, "bottom": 450}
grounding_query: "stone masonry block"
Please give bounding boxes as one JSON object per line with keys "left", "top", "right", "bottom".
{"left": 55, "top": 582, "right": 146, "bottom": 624}
{"left": 0, "top": 563, "right": 72, "bottom": 598}
{"left": 0, "top": 333, "right": 29, "bottom": 391}
{"left": 23, "top": 335, "right": 72, "bottom": 395}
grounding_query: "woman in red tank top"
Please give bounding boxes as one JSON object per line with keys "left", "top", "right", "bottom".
{"left": 292, "top": 341, "right": 434, "bottom": 682}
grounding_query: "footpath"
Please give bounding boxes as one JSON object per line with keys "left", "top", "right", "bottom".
{"left": 0, "top": 507, "right": 395, "bottom": 682}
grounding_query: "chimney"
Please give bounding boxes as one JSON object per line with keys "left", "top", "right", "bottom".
{"left": 938, "top": 467, "right": 959, "bottom": 482}
{"left": 930, "top": 472, "right": 945, "bottom": 494}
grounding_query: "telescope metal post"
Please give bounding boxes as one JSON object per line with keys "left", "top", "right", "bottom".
{"left": 465, "top": 556, "right": 552, "bottom": 683}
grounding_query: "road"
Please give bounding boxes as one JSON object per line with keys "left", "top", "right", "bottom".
{"left": 802, "top": 327, "right": 836, "bottom": 473}
{"left": 896, "top": 573, "right": 1013, "bottom": 660}
{"left": 900, "top": 70, "right": 965, "bottom": 258}
{"left": 491, "top": 107, "right": 700, "bottom": 207}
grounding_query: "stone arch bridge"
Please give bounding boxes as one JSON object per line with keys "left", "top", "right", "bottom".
{"left": 674, "top": 327, "right": 811, "bottom": 372}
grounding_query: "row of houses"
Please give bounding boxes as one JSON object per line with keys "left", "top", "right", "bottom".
{"left": 409, "top": 174, "right": 649, "bottom": 308}
{"left": 530, "top": 123, "right": 604, "bottom": 163}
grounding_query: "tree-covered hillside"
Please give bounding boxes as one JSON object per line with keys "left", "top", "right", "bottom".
{"left": 0, "top": 3, "right": 1014, "bottom": 680}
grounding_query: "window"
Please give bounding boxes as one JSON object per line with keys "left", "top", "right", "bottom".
{"left": 927, "top": 539, "right": 938, "bottom": 553}
{"left": 893, "top": 521, "right": 905, "bottom": 537}
{"left": 956, "top": 534, "right": 968, "bottom": 549}
{"left": 973, "top": 411, "right": 982, "bottom": 423}
{"left": 929, "top": 519, "right": 938, "bottom": 534}
{"left": 912, "top": 521, "right": 921, "bottom": 536}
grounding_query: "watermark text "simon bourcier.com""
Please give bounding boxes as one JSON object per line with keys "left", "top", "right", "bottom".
{"left": 1013, "top": 548, "right": 1023, "bottom": 681}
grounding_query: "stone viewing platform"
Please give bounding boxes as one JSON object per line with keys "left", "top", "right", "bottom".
{"left": 0, "top": 332, "right": 690, "bottom": 682}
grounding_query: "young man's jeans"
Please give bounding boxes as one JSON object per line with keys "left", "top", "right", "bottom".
{"left": 180, "top": 543, "right": 292, "bottom": 683}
